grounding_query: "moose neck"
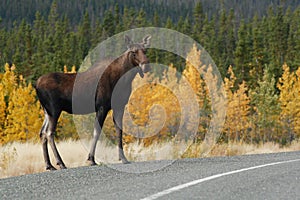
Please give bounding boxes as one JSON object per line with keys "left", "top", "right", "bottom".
{"left": 116, "top": 52, "right": 140, "bottom": 85}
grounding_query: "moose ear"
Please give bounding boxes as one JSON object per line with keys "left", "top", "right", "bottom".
{"left": 125, "top": 35, "right": 133, "bottom": 48}
{"left": 142, "top": 35, "right": 151, "bottom": 48}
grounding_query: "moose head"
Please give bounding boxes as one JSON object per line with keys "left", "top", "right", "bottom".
{"left": 125, "top": 35, "right": 151, "bottom": 78}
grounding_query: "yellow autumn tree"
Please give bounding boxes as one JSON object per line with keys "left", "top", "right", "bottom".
{"left": 63, "top": 65, "right": 76, "bottom": 73}
{"left": 222, "top": 66, "right": 235, "bottom": 141}
{"left": 0, "top": 84, "right": 6, "bottom": 134}
{"left": 0, "top": 64, "right": 18, "bottom": 144}
{"left": 223, "top": 66, "right": 251, "bottom": 142}
{"left": 125, "top": 66, "right": 181, "bottom": 146}
{"left": 4, "top": 77, "right": 42, "bottom": 143}
{"left": 1, "top": 63, "right": 17, "bottom": 97}
{"left": 293, "top": 67, "right": 300, "bottom": 137}
{"left": 277, "top": 64, "right": 300, "bottom": 143}
{"left": 0, "top": 64, "right": 43, "bottom": 144}
{"left": 182, "top": 44, "right": 211, "bottom": 140}
{"left": 183, "top": 44, "right": 208, "bottom": 107}
{"left": 123, "top": 44, "right": 226, "bottom": 146}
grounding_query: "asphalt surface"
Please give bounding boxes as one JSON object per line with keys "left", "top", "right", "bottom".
{"left": 1, "top": 151, "right": 299, "bottom": 200}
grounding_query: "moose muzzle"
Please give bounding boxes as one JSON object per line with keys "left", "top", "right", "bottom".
{"left": 138, "top": 63, "right": 151, "bottom": 78}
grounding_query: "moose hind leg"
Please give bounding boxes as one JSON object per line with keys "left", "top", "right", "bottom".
{"left": 47, "top": 114, "right": 67, "bottom": 169}
{"left": 40, "top": 113, "right": 56, "bottom": 170}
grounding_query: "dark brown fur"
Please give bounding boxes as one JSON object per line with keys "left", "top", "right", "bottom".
{"left": 36, "top": 35, "right": 151, "bottom": 170}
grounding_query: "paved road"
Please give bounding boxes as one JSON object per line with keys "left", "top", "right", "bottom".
{"left": 1, "top": 151, "right": 299, "bottom": 200}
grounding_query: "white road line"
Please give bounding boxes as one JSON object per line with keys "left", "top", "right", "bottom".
{"left": 141, "top": 158, "right": 300, "bottom": 200}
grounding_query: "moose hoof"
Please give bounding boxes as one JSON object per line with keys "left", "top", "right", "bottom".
{"left": 46, "top": 165, "right": 57, "bottom": 171}
{"left": 87, "top": 154, "right": 98, "bottom": 166}
{"left": 89, "top": 161, "right": 98, "bottom": 166}
{"left": 121, "top": 159, "right": 130, "bottom": 164}
{"left": 59, "top": 165, "right": 67, "bottom": 170}
{"left": 87, "top": 159, "right": 97, "bottom": 166}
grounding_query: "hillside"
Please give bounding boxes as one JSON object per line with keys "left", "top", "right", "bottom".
{"left": 1, "top": 0, "right": 300, "bottom": 28}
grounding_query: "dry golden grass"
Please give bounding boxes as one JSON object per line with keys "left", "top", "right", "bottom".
{"left": 1, "top": 140, "right": 300, "bottom": 179}
{"left": 0, "top": 140, "right": 88, "bottom": 178}
{"left": 182, "top": 141, "right": 300, "bottom": 158}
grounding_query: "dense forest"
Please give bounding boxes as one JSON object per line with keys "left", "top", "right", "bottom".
{"left": 1, "top": 0, "right": 300, "bottom": 145}
{"left": 2, "top": 0, "right": 300, "bottom": 28}
{"left": 0, "top": 0, "right": 300, "bottom": 83}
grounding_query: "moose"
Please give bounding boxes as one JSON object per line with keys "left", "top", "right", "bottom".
{"left": 35, "top": 35, "right": 151, "bottom": 170}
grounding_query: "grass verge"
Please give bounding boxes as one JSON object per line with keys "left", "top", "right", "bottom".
{"left": 1, "top": 140, "right": 300, "bottom": 179}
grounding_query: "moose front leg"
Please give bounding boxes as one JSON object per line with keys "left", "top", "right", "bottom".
{"left": 88, "top": 107, "right": 108, "bottom": 166}
{"left": 113, "top": 108, "right": 130, "bottom": 164}
{"left": 87, "top": 118, "right": 101, "bottom": 166}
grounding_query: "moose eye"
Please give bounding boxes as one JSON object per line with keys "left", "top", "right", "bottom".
{"left": 131, "top": 51, "right": 136, "bottom": 57}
